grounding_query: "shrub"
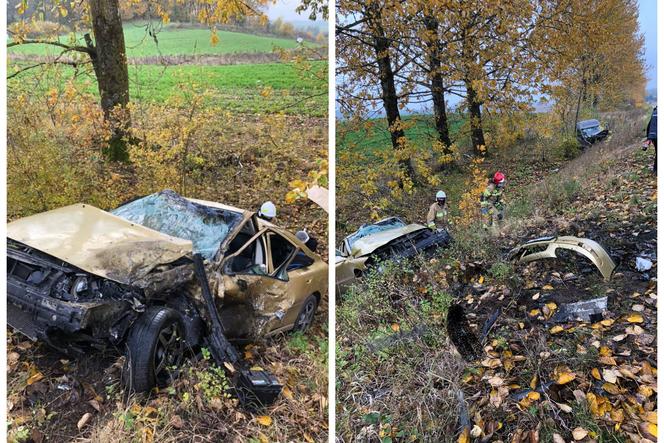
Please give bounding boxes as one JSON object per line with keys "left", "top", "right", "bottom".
{"left": 557, "top": 137, "right": 581, "bottom": 160}
{"left": 23, "top": 20, "right": 70, "bottom": 38}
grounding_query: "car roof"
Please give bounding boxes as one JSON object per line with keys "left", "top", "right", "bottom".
{"left": 185, "top": 197, "right": 250, "bottom": 216}
{"left": 577, "top": 119, "right": 600, "bottom": 129}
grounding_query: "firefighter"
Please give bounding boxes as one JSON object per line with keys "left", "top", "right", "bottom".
{"left": 427, "top": 190, "right": 448, "bottom": 230}
{"left": 644, "top": 106, "right": 657, "bottom": 174}
{"left": 481, "top": 172, "right": 506, "bottom": 228}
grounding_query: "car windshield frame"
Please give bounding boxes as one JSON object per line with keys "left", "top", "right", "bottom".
{"left": 344, "top": 217, "right": 408, "bottom": 250}
{"left": 111, "top": 190, "right": 244, "bottom": 260}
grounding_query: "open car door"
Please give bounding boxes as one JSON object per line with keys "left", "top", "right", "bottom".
{"left": 220, "top": 228, "right": 317, "bottom": 336}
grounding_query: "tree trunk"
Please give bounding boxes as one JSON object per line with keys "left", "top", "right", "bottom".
{"left": 370, "top": 10, "right": 415, "bottom": 182}
{"left": 88, "top": 0, "right": 130, "bottom": 162}
{"left": 465, "top": 78, "right": 485, "bottom": 155}
{"left": 424, "top": 17, "right": 452, "bottom": 153}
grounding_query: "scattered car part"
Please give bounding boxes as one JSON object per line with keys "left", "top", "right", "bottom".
{"left": 576, "top": 119, "right": 609, "bottom": 148}
{"left": 508, "top": 236, "right": 616, "bottom": 281}
{"left": 550, "top": 296, "right": 608, "bottom": 323}
{"left": 480, "top": 307, "right": 501, "bottom": 343}
{"left": 192, "top": 253, "right": 282, "bottom": 408}
{"left": 446, "top": 304, "right": 481, "bottom": 361}
{"left": 306, "top": 185, "right": 329, "bottom": 213}
{"left": 636, "top": 256, "right": 653, "bottom": 272}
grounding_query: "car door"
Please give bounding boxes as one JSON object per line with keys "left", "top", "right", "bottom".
{"left": 220, "top": 228, "right": 301, "bottom": 335}
{"left": 335, "top": 250, "right": 368, "bottom": 296}
{"left": 264, "top": 231, "right": 318, "bottom": 332}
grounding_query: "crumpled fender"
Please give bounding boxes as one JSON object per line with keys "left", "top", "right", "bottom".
{"left": 508, "top": 236, "right": 616, "bottom": 281}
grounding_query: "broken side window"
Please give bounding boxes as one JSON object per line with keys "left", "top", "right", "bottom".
{"left": 228, "top": 234, "right": 268, "bottom": 275}
{"left": 269, "top": 233, "right": 296, "bottom": 273}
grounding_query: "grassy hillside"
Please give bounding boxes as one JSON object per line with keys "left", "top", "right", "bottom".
{"left": 337, "top": 109, "right": 656, "bottom": 441}
{"left": 9, "top": 24, "right": 310, "bottom": 57}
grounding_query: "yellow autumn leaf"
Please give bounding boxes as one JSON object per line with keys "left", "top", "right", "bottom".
{"left": 602, "top": 383, "right": 621, "bottom": 395}
{"left": 591, "top": 368, "right": 601, "bottom": 380}
{"left": 550, "top": 325, "right": 564, "bottom": 334}
{"left": 26, "top": 372, "right": 44, "bottom": 386}
{"left": 556, "top": 372, "right": 576, "bottom": 385}
{"left": 282, "top": 386, "right": 294, "bottom": 400}
{"left": 626, "top": 313, "right": 644, "bottom": 323}
{"left": 542, "top": 284, "right": 554, "bottom": 290}
{"left": 391, "top": 323, "right": 400, "bottom": 332}
{"left": 257, "top": 415, "right": 273, "bottom": 426}
{"left": 647, "top": 423, "right": 658, "bottom": 437}
{"left": 643, "top": 411, "right": 657, "bottom": 424}
{"left": 458, "top": 427, "right": 470, "bottom": 443}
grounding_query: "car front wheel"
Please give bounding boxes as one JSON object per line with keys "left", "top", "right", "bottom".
{"left": 124, "top": 307, "right": 185, "bottom": 393}
{"left": 293, "top": 295, "right": 318, "bottom": 332}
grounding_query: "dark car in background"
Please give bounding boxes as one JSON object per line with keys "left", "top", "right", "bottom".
{"left": 576, "top": 119, "right": 610, "bottom": 148}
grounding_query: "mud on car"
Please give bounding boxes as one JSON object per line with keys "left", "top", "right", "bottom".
{"left": 335, "top": 216, "right": 451, "bottom": 295}
{"left": 7, "top": 190, "right": 327, "bottom": 401}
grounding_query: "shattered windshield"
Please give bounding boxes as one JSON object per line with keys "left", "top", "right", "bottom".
{"left": 112, "top": 190, "right": 244, "bottom": 260}
{"left": 582, "top": 126, "right": 602, "bottom": 137}
{"left": 345, "top": 218, "right": 407, "bottom": 249}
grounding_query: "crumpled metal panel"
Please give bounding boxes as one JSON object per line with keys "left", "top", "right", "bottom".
{"left": 508, "top": 236, "right": 616, "bottom": 281}
{"left": 7, "top": 204, "right": 192, "bottom": 286}
{"left": 350, "top": 224, "right": 429, "bottom": 257}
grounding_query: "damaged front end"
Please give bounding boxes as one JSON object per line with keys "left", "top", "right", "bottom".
{"left": 7, "top": 239, "right": 148, "bottom": 353}
{"left": 368, "top": 228, "right": 452, "bottom": 263}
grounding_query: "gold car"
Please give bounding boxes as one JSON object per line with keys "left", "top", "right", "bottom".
{"left": 336, "top": 217, "right": 451, "bottom": 295}
{"left": 7, "top": 190, "right": 327, "bottom": 393}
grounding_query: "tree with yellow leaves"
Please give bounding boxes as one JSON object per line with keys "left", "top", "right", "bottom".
{"left": 8, "top": 0, "right": 273, "bottom": 161}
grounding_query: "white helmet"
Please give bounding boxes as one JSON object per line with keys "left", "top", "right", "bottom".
{"left": 436, "top": 190, "right": 446, "bottom": 199}
{"left": 259, "top": 201, "right": 277, "bottom": 219}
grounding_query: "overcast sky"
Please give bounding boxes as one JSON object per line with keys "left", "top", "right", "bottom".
{"left": 638, "top": 0, "right": 656, "bottom": 91}
{"left": 266, "top": 0, "right": 328, "bottom": 28}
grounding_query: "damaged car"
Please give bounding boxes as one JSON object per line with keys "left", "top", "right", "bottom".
{"left": 335, "top": 216, "right": 451, "bottom": 294}
{"left": 576, "top": 119, "right": 610, "bottom": 148}
{"left": 7, "top": 190, "right": 327, "bottom": 400}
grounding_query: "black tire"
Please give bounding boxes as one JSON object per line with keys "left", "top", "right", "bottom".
{"left": 293, "top": 295, "right": 318, "bottom": 332}
{"left": 124, "top": 307, "right": 185, "bottom": 393}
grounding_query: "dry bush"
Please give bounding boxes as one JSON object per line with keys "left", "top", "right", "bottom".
{"left": 7, "top": 77, "right": 328, "bottom": 251}
{"left": 337, "top": 258, "right": 467, "bottom": 441}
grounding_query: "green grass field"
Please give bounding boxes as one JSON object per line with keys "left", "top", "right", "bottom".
{"left": 8, "top": 61, "right": 327, "bottom": 116}
{"left": 9, "top": 23, "right": 311, "bottom": 57}
{"left": 337, "top": 114, "right": 467, "bottom": 160}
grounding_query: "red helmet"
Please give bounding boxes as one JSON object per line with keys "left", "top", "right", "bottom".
{"left": 493, "top": 171, "right": 505, "bottom": 185}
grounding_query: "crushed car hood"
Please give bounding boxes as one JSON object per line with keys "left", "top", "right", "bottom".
{"left": 350, "top": 224, "right": 428, "bottom": 257}
{"left": 7, "top": 204, "right": 193, "bottom": 285}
